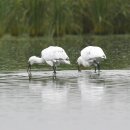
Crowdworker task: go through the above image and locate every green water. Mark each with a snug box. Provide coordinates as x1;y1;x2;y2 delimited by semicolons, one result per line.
0;35;130;71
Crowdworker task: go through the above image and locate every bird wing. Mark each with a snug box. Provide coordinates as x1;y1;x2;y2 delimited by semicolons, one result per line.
54;47;69;60
41;46;55;61
41;46;70;66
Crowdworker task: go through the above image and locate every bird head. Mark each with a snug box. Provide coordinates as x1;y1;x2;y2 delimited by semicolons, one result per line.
65;57;70;64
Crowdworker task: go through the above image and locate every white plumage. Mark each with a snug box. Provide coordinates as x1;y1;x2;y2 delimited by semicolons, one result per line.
28;56;45;65
27;46;70;79
81;46;106;61
41;46;70;67
41;46;70;75
27;56;45;79
77;46;106;73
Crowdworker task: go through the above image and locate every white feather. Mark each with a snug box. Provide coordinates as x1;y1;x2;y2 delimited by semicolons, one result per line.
41;46;70;66
77;46;106;68
81;46;106;63
77;56;90;67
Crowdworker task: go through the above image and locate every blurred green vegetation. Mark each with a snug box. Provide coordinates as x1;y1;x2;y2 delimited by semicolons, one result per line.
0;35;130;70
0;0;130;37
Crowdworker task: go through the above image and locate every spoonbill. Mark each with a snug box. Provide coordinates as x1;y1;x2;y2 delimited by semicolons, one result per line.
77;46;106;73
27;46;70;79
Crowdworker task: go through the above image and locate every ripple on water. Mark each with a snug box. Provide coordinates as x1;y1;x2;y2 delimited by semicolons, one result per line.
0;70;130;130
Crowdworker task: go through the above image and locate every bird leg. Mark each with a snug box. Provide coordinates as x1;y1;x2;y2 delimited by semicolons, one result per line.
52;64;56;79
53;73;56;79
27;64;32;79
94;66;97;73
78;65;81;72
97;63;100;74
93;60;97;73
52;64;56;74
93;60;100;74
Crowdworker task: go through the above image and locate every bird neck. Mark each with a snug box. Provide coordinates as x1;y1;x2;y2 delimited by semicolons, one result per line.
80;57;90;67
35;57;45;64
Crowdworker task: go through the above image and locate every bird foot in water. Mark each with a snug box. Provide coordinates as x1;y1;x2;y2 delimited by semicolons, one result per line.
53;76;56;80
53;73;56;79
28;73;32;80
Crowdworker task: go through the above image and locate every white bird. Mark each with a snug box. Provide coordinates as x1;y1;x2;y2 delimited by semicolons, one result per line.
27;46;70;79
77;46;106;73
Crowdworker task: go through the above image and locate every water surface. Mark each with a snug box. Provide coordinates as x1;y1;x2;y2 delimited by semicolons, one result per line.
0;70;130;130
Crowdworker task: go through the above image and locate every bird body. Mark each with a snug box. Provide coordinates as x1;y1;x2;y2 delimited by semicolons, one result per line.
41;46;70;74
81;46;106;61
77;46;106;73
41;46;70;66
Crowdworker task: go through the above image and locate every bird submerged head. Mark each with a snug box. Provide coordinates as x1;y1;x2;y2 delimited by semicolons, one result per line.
103;55;107;59
64;58;70;64
27;56;45;79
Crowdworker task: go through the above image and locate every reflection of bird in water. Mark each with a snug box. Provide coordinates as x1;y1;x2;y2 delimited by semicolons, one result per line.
27;46;70;79
77;46;106;74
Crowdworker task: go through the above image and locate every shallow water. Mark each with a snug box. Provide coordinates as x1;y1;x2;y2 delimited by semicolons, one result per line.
0;70;130;130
